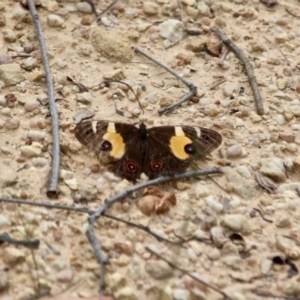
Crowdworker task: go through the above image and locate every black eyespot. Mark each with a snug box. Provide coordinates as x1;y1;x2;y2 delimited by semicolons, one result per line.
126;161;137;173
185;144;195;154
151;161;163;171
202;135;210;141
101;141;111;151
85;129;93;135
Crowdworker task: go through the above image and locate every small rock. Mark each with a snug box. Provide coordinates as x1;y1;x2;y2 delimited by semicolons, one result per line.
259;157;286;182
20;144;41;158
143;1;159;15
276;78;288;90
158;19;185;44
32;157;48;167
5;118;20;130
64;178;78;190
76;92;92;104
56;269;73;283
283;278;300;296
91;26;133;62
103;69;125;81
0;215;10;227
115;287;137;300
24;100;40;112
222;256;244;270
107;272;126;291
0;170;18;187
205;196;223;212
78;181;97;200
21;57;37;71
197;2;211;16
275;215;291;228
145;260;173;279
260;258;272;275
290;105;300;117
60;169;74;180
173;289;189;300
2;29;17;43
146;92;159;104
2;247;25;265
0;63;25;86
207;248;221;261
221;214;252;235
27;130;45;141
294;155;300;172
47;14;65;27
0;269;8;291
76;2;92;13
223;84;237;97
226;169;255;200
210;226;227;248
227;144;243;158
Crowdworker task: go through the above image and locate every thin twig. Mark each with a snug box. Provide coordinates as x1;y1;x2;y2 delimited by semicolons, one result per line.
87;167;221;294
104;213;184;246
211;27;264;115
146;246;235;300
0;233;39;249
252;207;273;223
134;47;197;115
251;289;300;300
27;0;60;197
94;0;119;23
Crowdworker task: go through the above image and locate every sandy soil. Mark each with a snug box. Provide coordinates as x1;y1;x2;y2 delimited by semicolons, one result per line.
1;0;300;299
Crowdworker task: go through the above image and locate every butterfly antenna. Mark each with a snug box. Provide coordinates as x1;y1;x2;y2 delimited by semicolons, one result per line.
104;80;145;115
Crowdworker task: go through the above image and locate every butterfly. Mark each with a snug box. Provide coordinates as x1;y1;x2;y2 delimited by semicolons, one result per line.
74;120;222;181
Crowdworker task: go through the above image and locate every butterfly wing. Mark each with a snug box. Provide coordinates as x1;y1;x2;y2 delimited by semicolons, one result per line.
143;126;222;178
75;121;144;180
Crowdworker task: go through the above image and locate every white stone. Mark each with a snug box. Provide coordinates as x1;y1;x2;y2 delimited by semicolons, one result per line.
47;14;64;27
158;19;185;44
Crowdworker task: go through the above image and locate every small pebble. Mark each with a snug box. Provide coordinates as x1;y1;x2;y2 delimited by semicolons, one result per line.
143;1;159;15
2;29;17;43
227;144;243;158
76;2;92;13
47;14;64;27
24;100;40;112
5;118;20;130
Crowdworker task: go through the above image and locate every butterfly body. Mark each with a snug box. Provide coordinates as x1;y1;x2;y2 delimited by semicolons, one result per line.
75;120;222;181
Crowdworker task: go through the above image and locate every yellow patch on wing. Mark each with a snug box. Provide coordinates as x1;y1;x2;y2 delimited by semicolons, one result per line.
170;127;192;160
103;122;125;159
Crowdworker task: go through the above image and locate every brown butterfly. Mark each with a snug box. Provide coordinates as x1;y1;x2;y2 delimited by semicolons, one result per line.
75;120;222;181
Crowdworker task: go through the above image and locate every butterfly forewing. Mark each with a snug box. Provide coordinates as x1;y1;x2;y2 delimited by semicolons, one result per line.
182;126;222;159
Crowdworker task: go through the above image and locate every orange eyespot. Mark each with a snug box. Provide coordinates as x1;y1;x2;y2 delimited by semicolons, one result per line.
126;161;137;173
151;161;163;171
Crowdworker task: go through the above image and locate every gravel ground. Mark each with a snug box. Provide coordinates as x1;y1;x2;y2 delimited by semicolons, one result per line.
1;0;300;299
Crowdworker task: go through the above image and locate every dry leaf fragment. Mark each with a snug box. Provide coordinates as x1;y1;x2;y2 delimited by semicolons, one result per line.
205;32;222;57
255;172;277;194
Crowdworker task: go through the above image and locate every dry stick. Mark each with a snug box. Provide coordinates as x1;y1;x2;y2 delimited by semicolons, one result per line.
134;47;197;115
146;247;235;300
86;167;221;294
0;198;184;246
94;0;119;23
251;289;300;300
27;0;60;197
211;27;264;115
